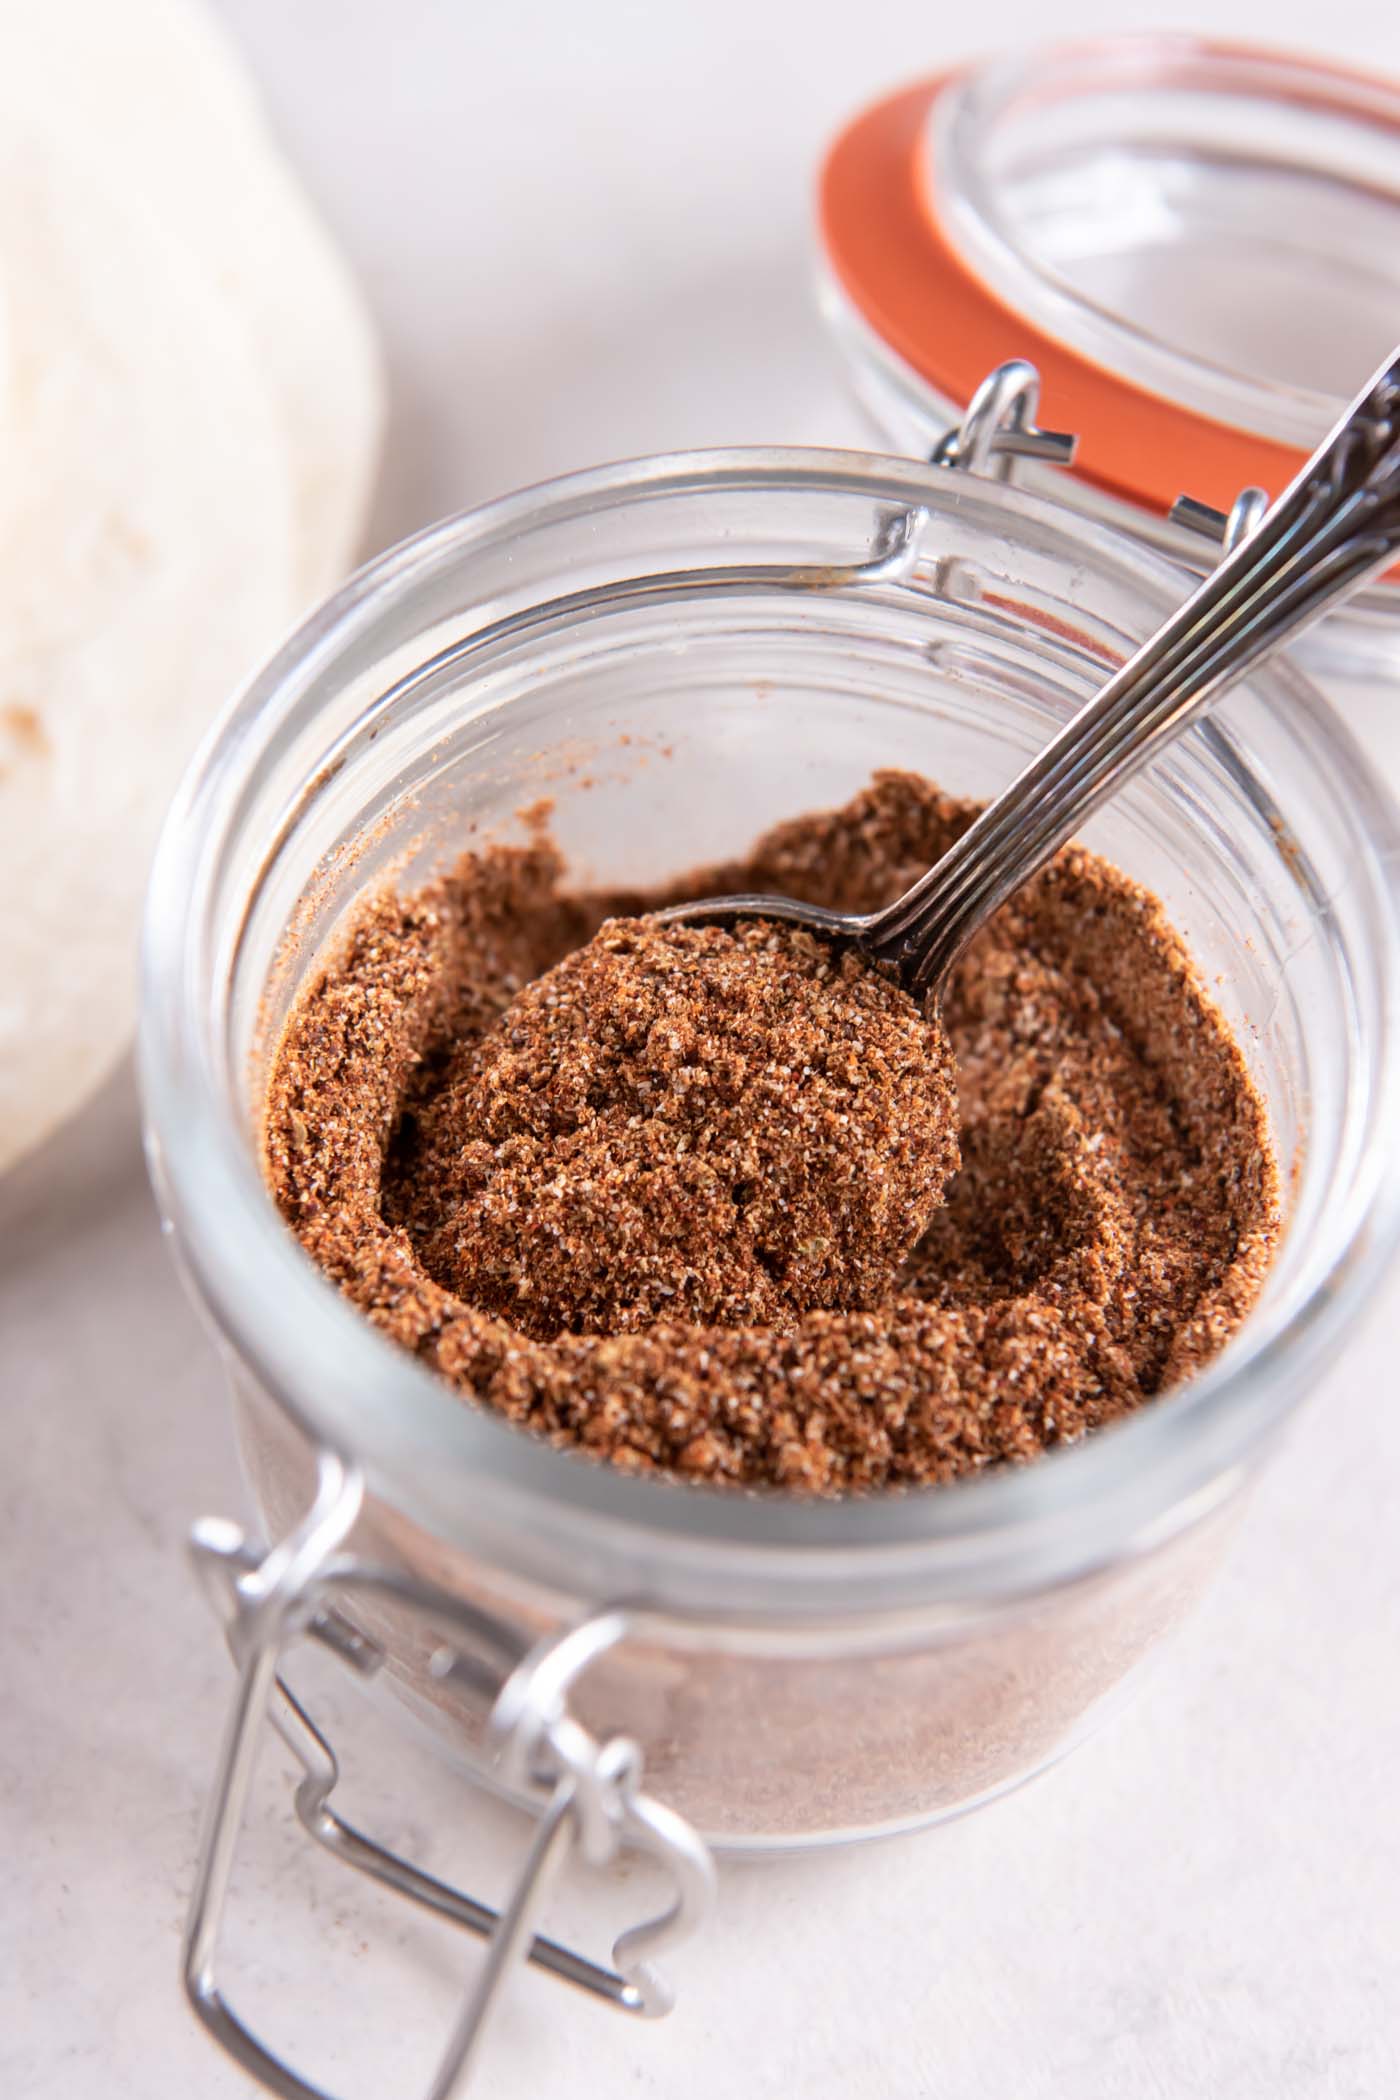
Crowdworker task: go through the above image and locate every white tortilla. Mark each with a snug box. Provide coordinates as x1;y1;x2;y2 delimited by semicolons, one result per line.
0;0;384;1176
0;0;385;605
0;116;298;1172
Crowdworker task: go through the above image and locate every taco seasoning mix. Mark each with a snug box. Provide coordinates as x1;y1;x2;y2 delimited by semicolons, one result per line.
262;772;1280;1495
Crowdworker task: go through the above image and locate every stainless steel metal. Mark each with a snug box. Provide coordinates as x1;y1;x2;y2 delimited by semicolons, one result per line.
928;357;1077;480
1170;485;1271;554
183;1450;716;2100
665;349;1400;995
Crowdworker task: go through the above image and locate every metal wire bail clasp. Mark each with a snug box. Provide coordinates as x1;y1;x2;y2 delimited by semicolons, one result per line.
825;359;1078;591
931;359;1078;483
1170;484;1272;557
183;1450;716;2100
938;362;1271;565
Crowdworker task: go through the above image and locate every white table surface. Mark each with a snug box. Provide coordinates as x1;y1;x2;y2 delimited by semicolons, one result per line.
4;2;1400;2095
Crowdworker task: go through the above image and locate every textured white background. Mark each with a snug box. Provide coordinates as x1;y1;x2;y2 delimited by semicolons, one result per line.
4;3;1400;2095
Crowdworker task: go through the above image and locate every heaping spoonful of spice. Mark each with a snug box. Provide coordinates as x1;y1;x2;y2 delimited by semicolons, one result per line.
417;350;1400;1340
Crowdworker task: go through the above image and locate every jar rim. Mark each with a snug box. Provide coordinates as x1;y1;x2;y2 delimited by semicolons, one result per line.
820;36;1400;527
141;447;1400;1617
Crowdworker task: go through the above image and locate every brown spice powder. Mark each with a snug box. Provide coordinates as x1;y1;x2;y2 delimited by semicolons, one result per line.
263;772;1280;1495
396;917;959;1337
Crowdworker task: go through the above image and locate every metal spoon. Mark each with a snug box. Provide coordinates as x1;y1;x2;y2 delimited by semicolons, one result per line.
662;349;1400;997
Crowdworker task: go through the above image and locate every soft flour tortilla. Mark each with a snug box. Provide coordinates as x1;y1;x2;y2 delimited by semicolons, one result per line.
0;0;385;1175
0;121;296;1172
1;0;384;606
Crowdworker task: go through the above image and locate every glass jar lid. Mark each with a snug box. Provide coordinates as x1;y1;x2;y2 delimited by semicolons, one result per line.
818;36;1400;545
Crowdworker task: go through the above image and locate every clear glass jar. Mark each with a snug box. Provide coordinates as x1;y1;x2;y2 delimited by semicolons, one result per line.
141;450;1400;1860
817;35;1400;707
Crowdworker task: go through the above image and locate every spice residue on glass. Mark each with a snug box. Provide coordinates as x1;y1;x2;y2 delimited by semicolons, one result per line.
263;772;1280;1494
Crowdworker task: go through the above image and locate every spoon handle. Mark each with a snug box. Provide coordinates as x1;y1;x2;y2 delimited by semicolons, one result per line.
869;349;1400;994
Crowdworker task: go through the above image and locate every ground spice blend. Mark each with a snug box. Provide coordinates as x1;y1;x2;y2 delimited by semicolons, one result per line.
402;915;960;1338
264;772;1280;1495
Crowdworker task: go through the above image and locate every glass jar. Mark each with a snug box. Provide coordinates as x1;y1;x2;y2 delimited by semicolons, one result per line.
141;449;1400;2090
818;35;1400;715
142;447;1400;1822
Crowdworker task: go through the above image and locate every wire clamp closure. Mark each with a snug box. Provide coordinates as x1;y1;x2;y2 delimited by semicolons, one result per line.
183;1450;716;2100
1170;485;1272;556
931;359;1078;483
934;359;1271;571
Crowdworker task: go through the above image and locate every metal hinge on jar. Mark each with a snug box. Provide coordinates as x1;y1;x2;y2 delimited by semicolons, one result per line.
812;360;1260;591
839;360;1078;590
1170;485;1271;555
928;358;1271;567
930;358;1078;483
184;1451;715;2100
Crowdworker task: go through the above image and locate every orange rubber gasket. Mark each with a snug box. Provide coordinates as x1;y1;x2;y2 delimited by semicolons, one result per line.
818;74;1316;520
